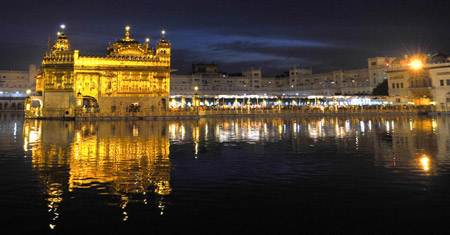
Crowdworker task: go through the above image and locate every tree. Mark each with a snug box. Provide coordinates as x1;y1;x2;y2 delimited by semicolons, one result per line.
372;79;388;95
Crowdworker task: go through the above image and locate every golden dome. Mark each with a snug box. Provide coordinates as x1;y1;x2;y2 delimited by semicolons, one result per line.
107;26;152;56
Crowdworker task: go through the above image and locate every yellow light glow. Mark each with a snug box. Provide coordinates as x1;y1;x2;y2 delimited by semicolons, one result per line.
162;30;166;35
60;24;65;29
26;89;31;95
194;86;198;92
420;155;430;171
125;26;130;31
410;60;422;70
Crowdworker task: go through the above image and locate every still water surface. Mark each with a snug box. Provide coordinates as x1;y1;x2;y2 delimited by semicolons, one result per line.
1;113;450;233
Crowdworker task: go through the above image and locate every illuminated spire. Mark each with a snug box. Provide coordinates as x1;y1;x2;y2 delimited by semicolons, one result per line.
125;26;130;38
162;30;165;39
145;38;150;44
60;24;66;34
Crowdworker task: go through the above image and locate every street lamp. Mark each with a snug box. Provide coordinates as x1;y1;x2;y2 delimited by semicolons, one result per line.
410;60;423;70
193;86;200;108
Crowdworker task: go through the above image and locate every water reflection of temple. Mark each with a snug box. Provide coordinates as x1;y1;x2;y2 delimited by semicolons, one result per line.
23;120;171;228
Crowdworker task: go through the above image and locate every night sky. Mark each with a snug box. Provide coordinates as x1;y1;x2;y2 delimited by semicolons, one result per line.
1;0;450;75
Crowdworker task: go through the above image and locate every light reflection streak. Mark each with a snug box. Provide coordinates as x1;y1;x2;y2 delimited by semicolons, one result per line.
23;120;171;228
420;155;430;171
20;116;443;229
345;120;351;133
432;119;437;133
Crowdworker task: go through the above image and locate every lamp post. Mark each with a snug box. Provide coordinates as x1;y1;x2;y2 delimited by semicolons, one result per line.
181;96;186;109
76;91;83;115
193;86;200;112
409;57;427;109
24;90;32;117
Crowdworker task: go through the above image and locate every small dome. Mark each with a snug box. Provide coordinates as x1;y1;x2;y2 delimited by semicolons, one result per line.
107;27;150;56
428;53;448;64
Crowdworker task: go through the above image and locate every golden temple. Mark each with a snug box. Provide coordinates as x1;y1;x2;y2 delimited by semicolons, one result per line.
32;26;172;118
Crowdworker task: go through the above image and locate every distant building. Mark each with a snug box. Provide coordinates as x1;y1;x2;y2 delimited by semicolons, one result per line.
0;65;37;97
0;65;37;111
170;58;392;97
171;65;285;96
191;63;220;76
368;57;396;86
386;53;450;110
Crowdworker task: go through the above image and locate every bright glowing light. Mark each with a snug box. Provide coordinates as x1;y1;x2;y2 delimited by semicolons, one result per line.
420;155;430;171
162;30;166;35
410;60;422;70
60;24;65;29
194;86;198;92
26;89;31;95
146;38;150;42
125;26;130;31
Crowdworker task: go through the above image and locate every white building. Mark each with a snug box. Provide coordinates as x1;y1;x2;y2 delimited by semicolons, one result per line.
0;65;37;97
170;58;396;97
386;53;450;110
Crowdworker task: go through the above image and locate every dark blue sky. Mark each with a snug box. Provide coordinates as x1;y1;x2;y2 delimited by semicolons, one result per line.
1;0;449;75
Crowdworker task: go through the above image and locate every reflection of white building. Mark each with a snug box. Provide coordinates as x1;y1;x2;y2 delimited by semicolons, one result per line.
0;65;37;97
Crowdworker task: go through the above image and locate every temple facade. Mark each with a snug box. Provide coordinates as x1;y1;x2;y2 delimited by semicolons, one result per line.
33;26;171;118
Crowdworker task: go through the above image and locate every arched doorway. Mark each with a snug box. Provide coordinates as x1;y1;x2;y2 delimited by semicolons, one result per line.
10;103;16;110
161;98;166;110
446;92;450;112
31;100;42;108
82;96;99;113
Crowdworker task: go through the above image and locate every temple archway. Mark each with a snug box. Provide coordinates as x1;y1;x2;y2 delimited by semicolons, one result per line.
161;98;166;110
82;96;99;112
